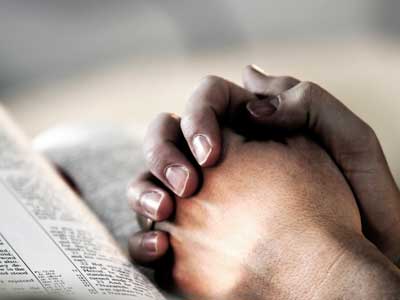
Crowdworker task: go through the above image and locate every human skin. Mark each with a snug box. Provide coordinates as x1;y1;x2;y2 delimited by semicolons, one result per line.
128;66;400;266
148;129;400;299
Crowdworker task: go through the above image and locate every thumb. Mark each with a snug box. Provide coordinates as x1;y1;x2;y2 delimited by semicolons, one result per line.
246;78;400;263
246;80;368;145
242;64;299;96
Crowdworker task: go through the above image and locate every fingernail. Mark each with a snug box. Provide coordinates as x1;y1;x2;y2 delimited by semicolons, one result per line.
192;134;212;165
140;191;162;219
246;96;280;118
142;232;158;253
250;64;266;75
165;165;189;196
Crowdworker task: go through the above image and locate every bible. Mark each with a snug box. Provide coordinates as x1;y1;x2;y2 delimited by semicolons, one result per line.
0;105;166;299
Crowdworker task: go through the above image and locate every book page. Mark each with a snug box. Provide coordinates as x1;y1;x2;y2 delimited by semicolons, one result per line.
0;108;165;299
34;124;181;300
34;124;146;253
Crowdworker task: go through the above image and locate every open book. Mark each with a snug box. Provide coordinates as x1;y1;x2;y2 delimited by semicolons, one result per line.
0;106;166;299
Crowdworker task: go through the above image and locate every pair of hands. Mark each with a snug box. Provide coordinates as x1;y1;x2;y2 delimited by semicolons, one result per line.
128;65;400;297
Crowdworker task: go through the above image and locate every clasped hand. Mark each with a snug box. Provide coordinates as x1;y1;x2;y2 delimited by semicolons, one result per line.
128;65;400;299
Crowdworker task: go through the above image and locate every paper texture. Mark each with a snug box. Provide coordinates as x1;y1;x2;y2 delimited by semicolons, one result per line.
0;110;164;299
35;124;182;300
34;124;145;252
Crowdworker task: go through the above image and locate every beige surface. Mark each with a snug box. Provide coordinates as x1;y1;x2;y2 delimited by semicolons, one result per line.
3;37;400;183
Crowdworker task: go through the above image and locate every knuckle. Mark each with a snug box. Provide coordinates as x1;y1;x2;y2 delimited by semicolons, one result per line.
359;121;379;146
359;119;374;134
287;81;311;109
143;140;158;159
297;81;314;97
146;112;178;138
144;143;171;173
299;81;324;100
152;112;179;126
341;119;382;162
180;117;194;137
295;81;322;108
180;112;204;136
200;74;223;87
279;76;300;88
198;75;227;95
180;113;195;129
243;64;252;72
155;111;171;120
268;76;300;94
243;64;258;77
188;75;228;109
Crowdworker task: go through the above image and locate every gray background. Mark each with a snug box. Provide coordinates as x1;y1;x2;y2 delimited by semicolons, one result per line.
0;0;399;92
0;0;399;184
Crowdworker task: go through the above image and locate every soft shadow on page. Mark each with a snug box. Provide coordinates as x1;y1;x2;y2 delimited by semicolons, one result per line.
0;106;165;299
34;124;182;300
34;124;146;252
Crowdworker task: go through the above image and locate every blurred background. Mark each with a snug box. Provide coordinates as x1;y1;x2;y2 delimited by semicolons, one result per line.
0;0;399;182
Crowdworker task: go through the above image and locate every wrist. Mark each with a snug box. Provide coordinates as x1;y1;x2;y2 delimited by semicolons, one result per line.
308;231;400;299
239;228;400;300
